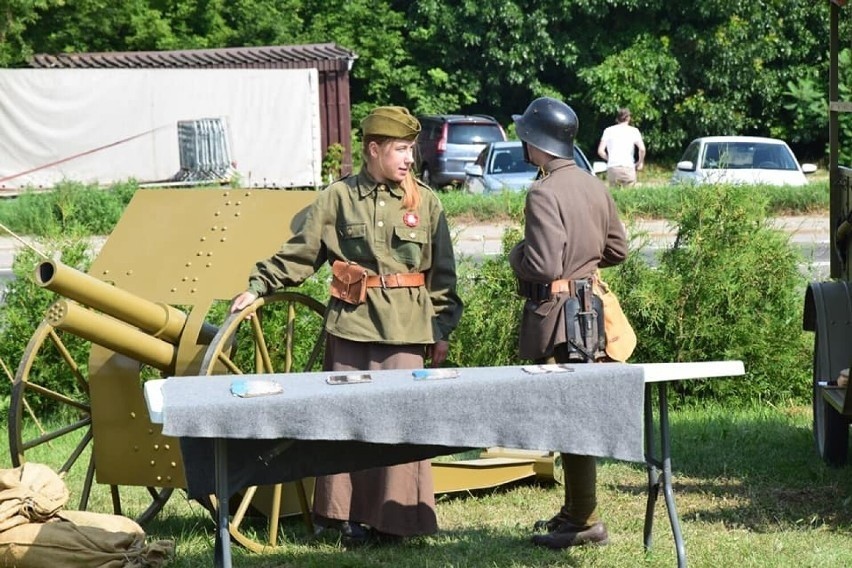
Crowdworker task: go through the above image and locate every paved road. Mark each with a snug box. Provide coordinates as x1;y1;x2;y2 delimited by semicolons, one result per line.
454;216;832;281
0;216;832;284
451;215;830;260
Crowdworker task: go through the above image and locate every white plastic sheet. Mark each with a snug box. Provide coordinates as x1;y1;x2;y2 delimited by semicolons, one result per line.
0;68;322;189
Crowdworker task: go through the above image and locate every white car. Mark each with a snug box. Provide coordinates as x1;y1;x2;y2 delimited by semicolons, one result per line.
672;136;817;187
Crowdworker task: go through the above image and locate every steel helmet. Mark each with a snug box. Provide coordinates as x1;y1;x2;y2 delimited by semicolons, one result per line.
512;97;578;159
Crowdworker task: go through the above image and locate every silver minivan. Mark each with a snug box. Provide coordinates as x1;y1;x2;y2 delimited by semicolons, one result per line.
415;115;507;188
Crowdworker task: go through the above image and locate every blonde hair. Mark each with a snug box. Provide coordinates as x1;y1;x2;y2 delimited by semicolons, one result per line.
362;135;421;211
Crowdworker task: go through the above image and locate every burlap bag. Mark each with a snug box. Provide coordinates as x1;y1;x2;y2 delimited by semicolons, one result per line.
0;464;174;567
0;511;173;567
0;463;69;532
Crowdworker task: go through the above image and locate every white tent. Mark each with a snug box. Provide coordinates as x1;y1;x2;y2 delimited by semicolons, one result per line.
0;68;323;189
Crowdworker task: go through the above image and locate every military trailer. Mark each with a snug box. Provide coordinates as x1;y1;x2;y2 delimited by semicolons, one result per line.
803;1;852;466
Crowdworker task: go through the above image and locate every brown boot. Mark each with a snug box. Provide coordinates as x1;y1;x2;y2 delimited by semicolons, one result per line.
533;509;572;532
531;521;609;549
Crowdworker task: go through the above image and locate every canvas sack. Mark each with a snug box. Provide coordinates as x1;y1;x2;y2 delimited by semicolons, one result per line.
0;463;174;567
0;511;173;567
593;275;637;362
0;463;68;532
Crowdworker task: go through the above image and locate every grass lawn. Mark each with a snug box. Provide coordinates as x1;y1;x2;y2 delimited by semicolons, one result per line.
2;402;851;567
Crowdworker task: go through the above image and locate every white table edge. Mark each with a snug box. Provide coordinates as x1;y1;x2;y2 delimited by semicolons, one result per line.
637;360;745;382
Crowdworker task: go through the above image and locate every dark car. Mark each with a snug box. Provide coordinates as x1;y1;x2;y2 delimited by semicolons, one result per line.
415;115;507;188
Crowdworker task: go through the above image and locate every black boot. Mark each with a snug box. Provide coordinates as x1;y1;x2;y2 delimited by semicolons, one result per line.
340;521;372;547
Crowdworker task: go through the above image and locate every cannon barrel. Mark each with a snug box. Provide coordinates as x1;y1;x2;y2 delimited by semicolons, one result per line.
36;260;188;343
46;300;176;370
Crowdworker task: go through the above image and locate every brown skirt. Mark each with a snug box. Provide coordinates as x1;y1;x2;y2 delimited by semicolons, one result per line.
312;334;438;536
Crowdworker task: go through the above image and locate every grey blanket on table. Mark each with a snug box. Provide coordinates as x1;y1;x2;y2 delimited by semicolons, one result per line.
162;364;645;498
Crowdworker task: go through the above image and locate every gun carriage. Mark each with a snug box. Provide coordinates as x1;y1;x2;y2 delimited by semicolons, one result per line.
7;188;327;551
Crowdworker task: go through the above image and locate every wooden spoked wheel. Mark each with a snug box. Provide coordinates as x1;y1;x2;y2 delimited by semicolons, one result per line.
7;319;173;525
199;291;327;552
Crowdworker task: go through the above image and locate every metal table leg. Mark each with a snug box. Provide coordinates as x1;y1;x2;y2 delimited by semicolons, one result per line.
643;382;687;568
214;438;233;568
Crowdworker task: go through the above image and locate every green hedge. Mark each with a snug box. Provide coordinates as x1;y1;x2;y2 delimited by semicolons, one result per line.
0;179;829;237
610;183;812;404
0;180;137;236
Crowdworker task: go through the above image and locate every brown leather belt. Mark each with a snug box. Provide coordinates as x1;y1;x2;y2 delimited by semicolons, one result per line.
366;272;426;288
549;279;575;296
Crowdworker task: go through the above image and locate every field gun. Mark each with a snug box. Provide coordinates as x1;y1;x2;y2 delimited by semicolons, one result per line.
7;188;327;550
37;259;218;372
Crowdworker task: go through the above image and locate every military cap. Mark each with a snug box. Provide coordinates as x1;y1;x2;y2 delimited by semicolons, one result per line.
361;106;421;140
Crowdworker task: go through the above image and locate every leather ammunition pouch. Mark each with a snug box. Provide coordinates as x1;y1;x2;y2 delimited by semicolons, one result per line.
563;279;607;362
520;273;636;362
330;260;368;305
518;281;551;302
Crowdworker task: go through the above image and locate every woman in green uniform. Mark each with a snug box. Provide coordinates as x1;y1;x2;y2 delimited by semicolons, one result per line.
229;106;463;544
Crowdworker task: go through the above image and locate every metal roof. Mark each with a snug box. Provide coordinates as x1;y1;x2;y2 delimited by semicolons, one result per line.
30;43;357;72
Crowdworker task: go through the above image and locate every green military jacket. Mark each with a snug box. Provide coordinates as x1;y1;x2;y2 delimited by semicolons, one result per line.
247;169;463;344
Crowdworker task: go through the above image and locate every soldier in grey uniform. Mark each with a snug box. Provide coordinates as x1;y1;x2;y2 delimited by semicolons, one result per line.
230;106;463;545
509;97;628;548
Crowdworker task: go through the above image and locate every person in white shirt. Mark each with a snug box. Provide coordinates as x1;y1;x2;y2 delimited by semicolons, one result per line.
597;108;645;188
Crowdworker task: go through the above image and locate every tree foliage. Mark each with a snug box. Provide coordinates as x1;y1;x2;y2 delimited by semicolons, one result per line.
784;48;852;164
0;0;849;161
579;34;683;154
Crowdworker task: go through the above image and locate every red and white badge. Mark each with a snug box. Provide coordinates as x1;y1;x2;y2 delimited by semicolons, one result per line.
403;211;419;227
